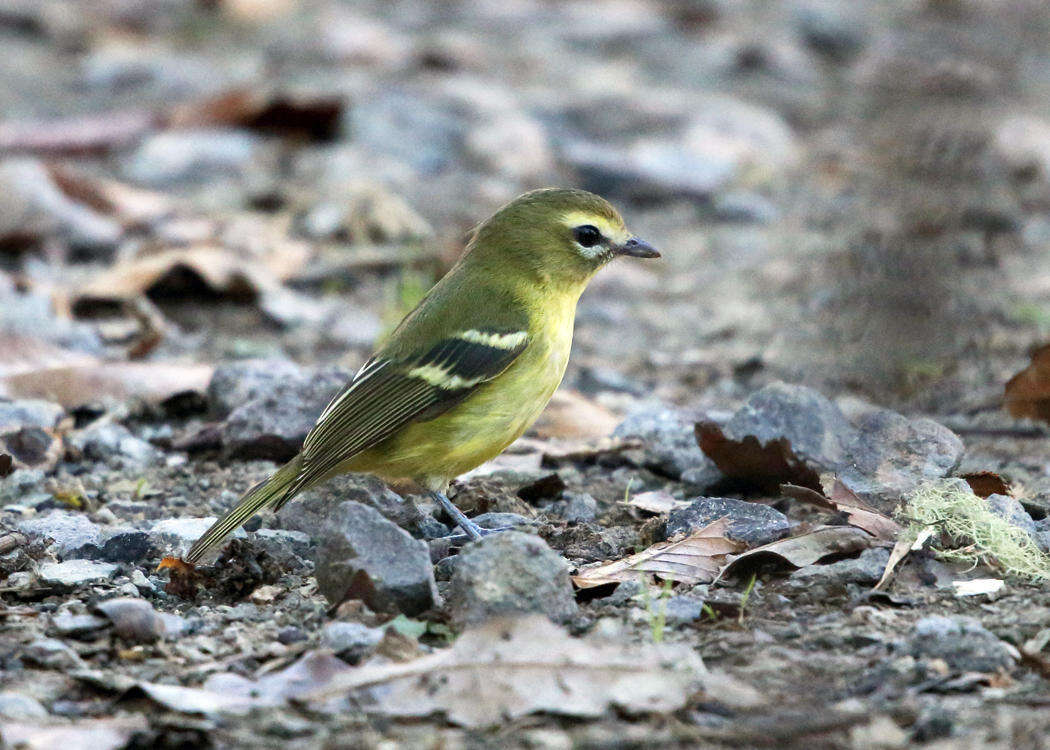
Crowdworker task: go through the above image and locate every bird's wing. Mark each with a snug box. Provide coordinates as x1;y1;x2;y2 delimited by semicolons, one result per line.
277;328;529;505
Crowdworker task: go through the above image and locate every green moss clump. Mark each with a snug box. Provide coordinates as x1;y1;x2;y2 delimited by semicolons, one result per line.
899;479;1050;580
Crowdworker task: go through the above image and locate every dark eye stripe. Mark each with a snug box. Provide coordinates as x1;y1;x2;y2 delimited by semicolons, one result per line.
574;224;603;248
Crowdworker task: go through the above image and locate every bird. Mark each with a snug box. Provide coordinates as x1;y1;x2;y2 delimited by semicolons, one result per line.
184;188;659;564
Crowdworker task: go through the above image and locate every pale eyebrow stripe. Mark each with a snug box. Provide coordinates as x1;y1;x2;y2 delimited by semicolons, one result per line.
559;210;630;244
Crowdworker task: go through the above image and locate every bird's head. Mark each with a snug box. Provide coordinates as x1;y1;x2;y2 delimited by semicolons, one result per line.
466;188;659;287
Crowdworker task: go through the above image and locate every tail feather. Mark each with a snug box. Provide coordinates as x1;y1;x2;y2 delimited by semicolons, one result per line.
185;455;303;563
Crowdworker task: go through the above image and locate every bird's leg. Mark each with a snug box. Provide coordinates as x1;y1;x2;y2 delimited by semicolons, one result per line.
429;491;505;543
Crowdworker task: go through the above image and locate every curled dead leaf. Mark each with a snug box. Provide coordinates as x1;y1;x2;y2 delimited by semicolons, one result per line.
572;517;744;588
1;361;213;409
781;477;902;542
530;389;620;440
697;420;821;491
1004;344;1050;422
961;471;1011;499
718;525;877;582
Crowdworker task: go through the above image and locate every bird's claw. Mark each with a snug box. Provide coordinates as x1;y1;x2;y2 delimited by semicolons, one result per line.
449;523;514;545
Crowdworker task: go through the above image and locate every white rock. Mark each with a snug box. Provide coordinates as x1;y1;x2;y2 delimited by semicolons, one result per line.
38;559;118;587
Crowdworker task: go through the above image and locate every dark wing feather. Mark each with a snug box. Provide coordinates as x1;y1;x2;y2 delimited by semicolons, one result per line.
276;329;528;505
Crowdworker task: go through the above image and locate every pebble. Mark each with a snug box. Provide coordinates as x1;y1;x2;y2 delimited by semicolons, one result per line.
314;501;439;616
789;547;891;588
51;611;109;637
282;472;422;535
0;691;48;720
207;359;305;418
17;511;103;559
447;531;577;628
97;598;168;643
67;422;160;468
149;517;244;553
221;366;349;461
124;129;259;185
38;559;118;587
321;621;385;662
23;638;84;670
614;404;716;480
907;616;1015;673
667;496;789;546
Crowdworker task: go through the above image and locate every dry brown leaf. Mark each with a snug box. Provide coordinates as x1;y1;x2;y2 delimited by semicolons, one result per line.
781;478;902;542
572;517;744;588
166;88;345;141
626;490;690;514
48;165;173;228
822;476;902;541
875;527;935;590
718;525;877;581
961;471;1011;499
299;615;754;726
75;245;287;304
697;420;821;491
1004;343;1050;422
0;361;213;408
531;389;620;440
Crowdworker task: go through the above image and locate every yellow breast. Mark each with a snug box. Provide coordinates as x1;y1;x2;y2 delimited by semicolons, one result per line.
343;291;578;487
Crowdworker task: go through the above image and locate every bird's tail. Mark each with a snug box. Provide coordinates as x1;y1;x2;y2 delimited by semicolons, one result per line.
184;455;303;564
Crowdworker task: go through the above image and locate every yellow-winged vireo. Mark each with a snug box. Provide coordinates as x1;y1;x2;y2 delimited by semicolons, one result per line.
185;188;659;562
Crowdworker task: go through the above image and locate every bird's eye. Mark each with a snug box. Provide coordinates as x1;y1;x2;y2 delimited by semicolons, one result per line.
573;225;603;248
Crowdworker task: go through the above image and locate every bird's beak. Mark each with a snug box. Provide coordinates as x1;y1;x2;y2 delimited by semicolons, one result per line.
616;237;661;258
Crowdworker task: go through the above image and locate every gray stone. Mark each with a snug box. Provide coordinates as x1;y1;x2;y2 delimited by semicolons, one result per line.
713;383;853;473
907;616;1015;673
447;532;577;628
99;529;157;563
664;594;708;625
549;492;598;523
1;425;59;469
125;129;258;185
0;690;48;720
321;621;384;662
0;398;64;432
149;517;244;553
68;422;160;467
348;90;465;175
23;638;84;670
38;559;117;587
565;139;735;201
615;404;716;479
793;0;868;61
0;158;122;257
0;468;48;505
699;383;963;510
314;501;439;616
667;496;789;546
97;597;167;643
839;410;964;508
222;366;350;461
250;528;313;571
283;473;422;534
17;511;103;559
985;494;1037;534
207;359;305;418
51;611;108;637
789;547;891;588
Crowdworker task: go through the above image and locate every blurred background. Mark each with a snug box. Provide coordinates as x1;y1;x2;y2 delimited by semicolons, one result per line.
3;0;1050;423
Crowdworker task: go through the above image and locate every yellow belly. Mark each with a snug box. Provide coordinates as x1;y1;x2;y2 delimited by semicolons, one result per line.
340;302;575;488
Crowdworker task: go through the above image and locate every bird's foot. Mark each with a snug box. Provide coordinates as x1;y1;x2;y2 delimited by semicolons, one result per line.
448;522;514;545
